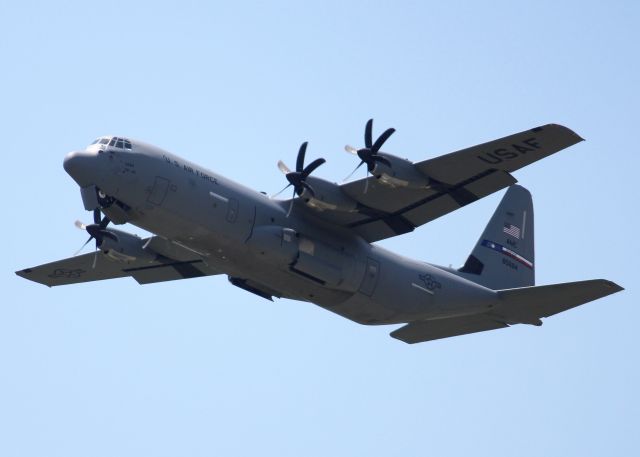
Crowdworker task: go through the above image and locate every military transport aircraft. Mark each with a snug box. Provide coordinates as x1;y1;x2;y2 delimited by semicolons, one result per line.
16;120;623;343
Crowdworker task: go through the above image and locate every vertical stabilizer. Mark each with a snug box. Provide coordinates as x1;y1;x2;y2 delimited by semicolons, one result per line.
458;185;534;289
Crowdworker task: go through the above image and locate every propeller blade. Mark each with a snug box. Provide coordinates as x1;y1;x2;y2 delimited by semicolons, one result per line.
343;160;365;181
345;145;358;155
301;158;326;179
92;248;98;269
271;182;292;198
364;168;370;194
286;188;296;217
277;160;292;175
365;119;373;148
93;208;101;224
73;215;112;256
357;148;373;162
99;215;111;229
85;224;118;245
371;127;395;153
296;142;308;172
276;142;323;205
73;236;93;256
85;224;102;240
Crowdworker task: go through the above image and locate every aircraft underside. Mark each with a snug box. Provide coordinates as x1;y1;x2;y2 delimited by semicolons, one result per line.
16;122;623;343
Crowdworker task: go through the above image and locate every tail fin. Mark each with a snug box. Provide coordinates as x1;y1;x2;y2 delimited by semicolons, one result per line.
458;185;534;289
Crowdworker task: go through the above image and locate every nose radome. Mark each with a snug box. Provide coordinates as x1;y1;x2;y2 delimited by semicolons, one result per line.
63;151;99;187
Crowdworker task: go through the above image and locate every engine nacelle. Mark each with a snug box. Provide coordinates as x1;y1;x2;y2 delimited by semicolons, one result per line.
99;229;156;264
370;153;431;190
298;176;358;212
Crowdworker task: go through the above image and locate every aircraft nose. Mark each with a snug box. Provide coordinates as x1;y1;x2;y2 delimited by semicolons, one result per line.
63;150;99;187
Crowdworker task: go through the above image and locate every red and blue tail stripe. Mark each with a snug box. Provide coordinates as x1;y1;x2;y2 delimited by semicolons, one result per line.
481;239;533;269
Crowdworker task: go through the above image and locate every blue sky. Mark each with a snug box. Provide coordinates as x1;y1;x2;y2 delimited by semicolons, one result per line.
1;1;638;456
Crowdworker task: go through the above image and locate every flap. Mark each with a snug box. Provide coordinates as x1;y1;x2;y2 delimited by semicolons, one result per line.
295;169;517;242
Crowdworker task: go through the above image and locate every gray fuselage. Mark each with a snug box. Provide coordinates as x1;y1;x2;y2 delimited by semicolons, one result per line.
63;139;498;325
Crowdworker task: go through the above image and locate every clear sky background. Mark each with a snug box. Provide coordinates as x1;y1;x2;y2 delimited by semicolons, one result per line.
1;1;638;456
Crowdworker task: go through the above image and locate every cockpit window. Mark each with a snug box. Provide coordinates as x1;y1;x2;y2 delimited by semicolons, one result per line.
89;136;133;150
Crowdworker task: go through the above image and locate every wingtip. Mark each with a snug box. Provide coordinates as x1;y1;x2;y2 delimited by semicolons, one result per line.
538;123;585;143
592;279;624;295
15;268;31;278
604;280;624;293
389;330;414;344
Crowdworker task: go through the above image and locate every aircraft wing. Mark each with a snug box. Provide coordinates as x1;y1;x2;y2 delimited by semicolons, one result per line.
306;124;582;242
15;236;221;287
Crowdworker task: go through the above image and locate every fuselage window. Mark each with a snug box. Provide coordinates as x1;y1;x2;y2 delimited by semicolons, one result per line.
116;139;124;149
90;139;99;145
124;140;132;150
108;138;117;146
99;138;110;144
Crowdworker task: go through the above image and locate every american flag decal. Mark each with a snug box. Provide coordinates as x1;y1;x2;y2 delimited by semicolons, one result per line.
503;223;521;239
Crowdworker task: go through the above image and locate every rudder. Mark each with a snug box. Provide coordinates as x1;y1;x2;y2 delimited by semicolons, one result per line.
458;185;534;289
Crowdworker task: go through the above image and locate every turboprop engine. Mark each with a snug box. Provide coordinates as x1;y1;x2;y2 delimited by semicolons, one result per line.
275;141;358;214
98;228;156;263
344;118;432;190
75;211;156;264
296;176;358;212
362;152;431;189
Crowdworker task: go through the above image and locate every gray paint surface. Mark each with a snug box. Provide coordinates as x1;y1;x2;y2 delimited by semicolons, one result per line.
16;125;623;343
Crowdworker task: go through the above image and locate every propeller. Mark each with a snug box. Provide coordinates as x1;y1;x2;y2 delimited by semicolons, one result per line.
273;142;326;216
344;119;395;188
74;209;116;267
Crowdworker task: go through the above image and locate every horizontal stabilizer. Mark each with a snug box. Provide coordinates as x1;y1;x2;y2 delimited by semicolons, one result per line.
391;279;623;344
495;279;623;323
390;315;509;344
